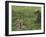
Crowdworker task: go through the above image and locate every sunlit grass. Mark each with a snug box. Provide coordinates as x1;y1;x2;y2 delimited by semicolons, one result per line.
12;6;41;31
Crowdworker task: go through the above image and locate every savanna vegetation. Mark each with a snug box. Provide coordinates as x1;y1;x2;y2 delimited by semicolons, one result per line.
12;6;41;31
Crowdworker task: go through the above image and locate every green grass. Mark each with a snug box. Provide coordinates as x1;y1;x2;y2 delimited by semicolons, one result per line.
12;6;41;31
